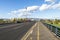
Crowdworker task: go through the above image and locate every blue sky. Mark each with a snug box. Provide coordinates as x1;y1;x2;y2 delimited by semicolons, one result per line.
0;0;60;19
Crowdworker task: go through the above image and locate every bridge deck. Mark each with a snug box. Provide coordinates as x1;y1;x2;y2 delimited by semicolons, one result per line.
39;22;59;40
22;22;59;40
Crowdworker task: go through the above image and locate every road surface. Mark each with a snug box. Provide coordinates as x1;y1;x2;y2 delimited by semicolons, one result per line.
23;22;59;40
0;22;36;40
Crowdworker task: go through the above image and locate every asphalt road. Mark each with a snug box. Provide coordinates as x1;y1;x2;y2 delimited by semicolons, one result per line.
26;22;39;40
0;22;36;40
26;22;59;40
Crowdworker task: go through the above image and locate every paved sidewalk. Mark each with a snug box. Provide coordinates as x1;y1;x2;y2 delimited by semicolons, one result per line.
39;22;59;40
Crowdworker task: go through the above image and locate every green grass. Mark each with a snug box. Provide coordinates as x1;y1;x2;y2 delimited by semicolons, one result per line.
52;24;60;28
45;22;60;28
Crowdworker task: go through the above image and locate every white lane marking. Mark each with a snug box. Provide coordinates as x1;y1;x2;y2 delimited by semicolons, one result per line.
21;23;37;40
37;22;39;40
30;30;33;34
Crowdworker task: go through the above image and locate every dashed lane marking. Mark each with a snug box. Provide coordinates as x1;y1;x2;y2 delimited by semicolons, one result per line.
37;22;39;40
21;22;37;40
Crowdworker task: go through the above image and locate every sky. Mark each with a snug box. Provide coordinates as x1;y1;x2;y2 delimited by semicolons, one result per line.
0;0;60;19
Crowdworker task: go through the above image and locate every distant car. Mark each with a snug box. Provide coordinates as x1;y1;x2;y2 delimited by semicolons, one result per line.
17;21;22;23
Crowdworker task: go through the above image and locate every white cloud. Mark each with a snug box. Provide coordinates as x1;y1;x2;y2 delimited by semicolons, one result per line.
8;1;60;18
18;9;26;13
39;3;54;11
17;6;39;13
45;0;54;2
51;2;60;9
39;4;49;11
27;6;39;12
8;6;39;18
39;0;55;11
40;2;60;10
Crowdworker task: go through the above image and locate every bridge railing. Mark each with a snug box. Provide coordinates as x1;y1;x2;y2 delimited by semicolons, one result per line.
42;22;60;37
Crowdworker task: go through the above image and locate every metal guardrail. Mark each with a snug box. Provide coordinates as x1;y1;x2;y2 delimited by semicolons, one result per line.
42;23;60;37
